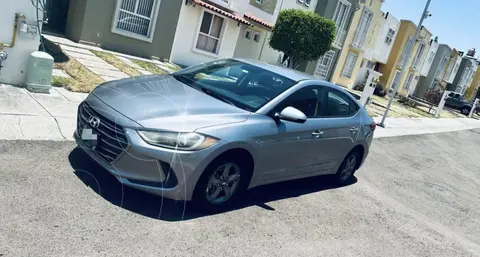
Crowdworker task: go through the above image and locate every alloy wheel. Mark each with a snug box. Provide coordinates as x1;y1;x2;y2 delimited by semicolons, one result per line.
340;154;357;182
205;163;241;204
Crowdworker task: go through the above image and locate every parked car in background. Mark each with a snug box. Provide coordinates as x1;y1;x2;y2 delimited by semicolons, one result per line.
445;92;480;115
74;58;376;212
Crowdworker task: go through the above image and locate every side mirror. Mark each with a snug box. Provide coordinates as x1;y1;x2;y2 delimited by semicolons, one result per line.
275;106;307;123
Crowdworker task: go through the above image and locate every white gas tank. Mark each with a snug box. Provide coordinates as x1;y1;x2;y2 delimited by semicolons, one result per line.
25;51;54;93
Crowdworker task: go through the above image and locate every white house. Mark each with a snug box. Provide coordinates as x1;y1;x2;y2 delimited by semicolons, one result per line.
355;12;400;87
169;0;251;67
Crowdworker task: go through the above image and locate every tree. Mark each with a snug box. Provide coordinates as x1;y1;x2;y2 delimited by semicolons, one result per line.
269;9;336;69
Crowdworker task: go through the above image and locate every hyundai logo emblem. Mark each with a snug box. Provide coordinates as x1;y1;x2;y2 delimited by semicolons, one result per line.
88;116;101;128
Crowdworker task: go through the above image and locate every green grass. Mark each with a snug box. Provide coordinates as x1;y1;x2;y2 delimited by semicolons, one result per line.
91;50;141;77
132;59;169;74
51;76;71;88
54;58;104;93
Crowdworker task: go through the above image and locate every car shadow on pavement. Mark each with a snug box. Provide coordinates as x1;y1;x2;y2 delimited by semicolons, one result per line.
69;147;356;222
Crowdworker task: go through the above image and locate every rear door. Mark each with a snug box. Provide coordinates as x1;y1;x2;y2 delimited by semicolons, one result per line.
309;87;361;175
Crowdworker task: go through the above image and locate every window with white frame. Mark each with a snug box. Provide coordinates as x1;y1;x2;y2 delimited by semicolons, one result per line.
304;0;311;6
245;30;251;40
342;52;358;78
404;72;414;90
114;0;157;38
256;0;264;4
399;37;413;68
391;70;401;90
352;8;373;48
427;51;435;64
244;29;261;43
412;43;425;68
385;28;395;45
332;0;351;30
315;50;336;80
253;32;261;42
196;12;225;54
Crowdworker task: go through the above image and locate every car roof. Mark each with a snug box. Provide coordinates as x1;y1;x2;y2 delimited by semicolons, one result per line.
232;58;318;82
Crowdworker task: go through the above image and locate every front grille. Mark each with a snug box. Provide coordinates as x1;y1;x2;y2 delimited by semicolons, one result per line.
77;102;129;163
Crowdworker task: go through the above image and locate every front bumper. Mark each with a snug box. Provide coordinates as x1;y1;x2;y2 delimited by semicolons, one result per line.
73;97;225;201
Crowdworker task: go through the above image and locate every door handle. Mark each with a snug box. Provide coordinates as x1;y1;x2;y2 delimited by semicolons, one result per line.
312;130;324;138
350;127;359;133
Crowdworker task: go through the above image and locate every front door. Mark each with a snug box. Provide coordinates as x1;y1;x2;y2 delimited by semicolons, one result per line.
254;86;326;181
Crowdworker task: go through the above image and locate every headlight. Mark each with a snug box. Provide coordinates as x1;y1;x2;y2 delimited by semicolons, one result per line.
137;130;219;151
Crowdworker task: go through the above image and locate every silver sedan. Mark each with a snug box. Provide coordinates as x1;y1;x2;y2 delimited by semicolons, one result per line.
74;58;375;212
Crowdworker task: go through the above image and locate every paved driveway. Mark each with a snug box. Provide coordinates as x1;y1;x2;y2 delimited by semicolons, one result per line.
1;130;480;256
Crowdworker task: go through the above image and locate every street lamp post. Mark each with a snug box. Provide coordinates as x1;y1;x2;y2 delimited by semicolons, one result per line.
378;0;433;127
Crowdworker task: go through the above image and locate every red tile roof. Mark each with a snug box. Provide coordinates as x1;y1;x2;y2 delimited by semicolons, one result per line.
244;13;274;29
193;0;250;26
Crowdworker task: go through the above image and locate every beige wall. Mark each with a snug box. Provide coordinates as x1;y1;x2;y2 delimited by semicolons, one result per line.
331;0;384;88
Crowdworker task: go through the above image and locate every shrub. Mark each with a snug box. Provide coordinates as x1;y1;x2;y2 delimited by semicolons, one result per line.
270;9;336;69
374;84;387;97
424;88;444;113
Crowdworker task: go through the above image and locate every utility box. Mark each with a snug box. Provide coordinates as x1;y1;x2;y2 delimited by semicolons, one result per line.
25;51;53;93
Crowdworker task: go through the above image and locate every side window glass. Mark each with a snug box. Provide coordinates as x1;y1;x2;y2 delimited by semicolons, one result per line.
326;89;358;117
274;87;323;118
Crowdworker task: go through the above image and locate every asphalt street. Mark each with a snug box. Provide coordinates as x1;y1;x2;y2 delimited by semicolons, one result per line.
1;130;480;257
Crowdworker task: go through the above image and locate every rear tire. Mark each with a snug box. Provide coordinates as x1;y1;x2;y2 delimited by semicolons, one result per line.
335;150;360;185
192;157;249;213
461;107;470;115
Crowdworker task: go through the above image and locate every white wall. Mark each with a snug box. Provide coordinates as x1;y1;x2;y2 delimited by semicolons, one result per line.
246;2;276;23
233;28;266;59
372;13;399;64
258;0;318;65
0;0;43;86
169;5;241;67
447;54;462;83
420;39;438;76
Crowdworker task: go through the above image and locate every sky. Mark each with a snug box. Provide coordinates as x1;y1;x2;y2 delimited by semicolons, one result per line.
381;0;479;55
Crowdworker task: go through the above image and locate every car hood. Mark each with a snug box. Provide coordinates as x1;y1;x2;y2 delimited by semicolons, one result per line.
92;75;250;131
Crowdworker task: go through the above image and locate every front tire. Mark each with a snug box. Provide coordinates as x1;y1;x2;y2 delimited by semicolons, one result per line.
335;150;360;185
192;157;248;213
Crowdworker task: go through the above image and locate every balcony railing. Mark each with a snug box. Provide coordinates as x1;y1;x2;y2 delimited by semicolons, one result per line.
332;28;347;49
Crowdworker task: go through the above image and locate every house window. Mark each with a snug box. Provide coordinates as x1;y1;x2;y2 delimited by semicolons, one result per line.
404;72;414;90
332;0;351;30
399;37;413;68
256;0;264;4
391;70;401;90
253;32;261;42
342;51;358;78
196;12;225;54
385;28;395;45
453;63;460;76
304;0;311;6
352;7;373;48
245;30;251;40
314;50;336;80
114;0;157;38
428;51;435;63
412;43;425;68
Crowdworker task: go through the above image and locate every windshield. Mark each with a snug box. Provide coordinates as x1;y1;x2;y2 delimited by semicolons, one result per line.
173;59;296;112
